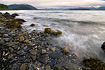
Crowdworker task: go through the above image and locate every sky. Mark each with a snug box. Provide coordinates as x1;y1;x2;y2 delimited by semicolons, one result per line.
1;0;105;8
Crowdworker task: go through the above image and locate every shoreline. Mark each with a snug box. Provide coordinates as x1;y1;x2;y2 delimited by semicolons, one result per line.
0;12;105;70
0;12;82;70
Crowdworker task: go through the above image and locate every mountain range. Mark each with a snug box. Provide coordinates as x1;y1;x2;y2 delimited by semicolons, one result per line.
8;4;38;10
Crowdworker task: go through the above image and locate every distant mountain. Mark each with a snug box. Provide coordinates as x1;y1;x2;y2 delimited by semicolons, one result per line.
41;6;105;10
8;4;38;10
0;4;9;10
68;6;105;10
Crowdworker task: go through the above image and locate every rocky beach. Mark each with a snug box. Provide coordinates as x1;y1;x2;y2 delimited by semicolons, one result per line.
0;12;83;70
0;12;105;70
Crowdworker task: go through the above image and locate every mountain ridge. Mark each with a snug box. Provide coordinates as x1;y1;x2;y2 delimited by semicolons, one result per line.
8;4;38;10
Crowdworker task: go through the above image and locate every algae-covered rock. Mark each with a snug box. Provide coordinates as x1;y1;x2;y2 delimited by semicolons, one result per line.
44;28;52;34
0;18;4;22
62;47;70;54
30;24;35;27
81;57;105;70
44;28;62;36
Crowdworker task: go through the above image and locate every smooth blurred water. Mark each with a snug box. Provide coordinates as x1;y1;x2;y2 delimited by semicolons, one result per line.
1;10;105;61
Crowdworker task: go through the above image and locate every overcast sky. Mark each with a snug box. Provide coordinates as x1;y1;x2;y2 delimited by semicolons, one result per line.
1;0;105;8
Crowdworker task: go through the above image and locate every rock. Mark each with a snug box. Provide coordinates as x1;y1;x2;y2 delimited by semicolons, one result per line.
14;18;26;22
9;47;14;53
51;47;56;52
20;64;26;70
29;65;34;70
49;52;62;59
30;24;35;27
3;34;9;38
19;36;25;42
48;60;57;66
81;57;105;70
31;56;36;61
62;47;70;54
17;50;25;55
54;64;61;70
44;28;62;35
0;31;5;34
42;49;48;54
3;38;10;42
63;63;81;70
29;49;37;55
37;55;47;64
24;48;31;52
11;13;19;18
37;45;43;49
24;40;31;44
45;65;51;70
101;42;105;52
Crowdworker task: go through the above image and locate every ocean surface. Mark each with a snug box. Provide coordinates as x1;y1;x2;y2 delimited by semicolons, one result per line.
1;10;105;61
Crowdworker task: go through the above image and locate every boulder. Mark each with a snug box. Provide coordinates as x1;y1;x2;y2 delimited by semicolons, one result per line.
101;42;105;52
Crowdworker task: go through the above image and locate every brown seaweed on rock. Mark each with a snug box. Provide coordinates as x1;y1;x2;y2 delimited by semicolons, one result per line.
81;57;105;70
44;28;62;36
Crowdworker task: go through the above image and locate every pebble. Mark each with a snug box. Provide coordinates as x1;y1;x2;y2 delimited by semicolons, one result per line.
49;52;62;59
29;49;37;55
20;64;26;70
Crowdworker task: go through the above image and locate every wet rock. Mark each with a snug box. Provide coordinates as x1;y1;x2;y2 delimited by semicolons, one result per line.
30;24;35;27
14;18;26;22
101;42;105;52
20;64;26;70
48;60;57;66
63;63;81;70
29;49;37;55
29;65;34;70
51;47;56;52
45;65;51;70
24;40;31;44
37;55;47;64
24;48;31;52
3;34;9;38
49;52;62;59
81;57;105;70
42;49;48;54
17;50;25;55
62;47;70;54
54;64;61;70
44;28;62;36
11;13;19;18
19;36;25;42
31;56;36;61
3;38;10;42
9;47;14;53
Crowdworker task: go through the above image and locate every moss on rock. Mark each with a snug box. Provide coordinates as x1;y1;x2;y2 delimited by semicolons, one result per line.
81;57;105;70
44;28;62;36
30;24;35;27
0;18;4;22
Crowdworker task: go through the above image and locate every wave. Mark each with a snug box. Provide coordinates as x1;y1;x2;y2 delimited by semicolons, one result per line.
33;16;105;25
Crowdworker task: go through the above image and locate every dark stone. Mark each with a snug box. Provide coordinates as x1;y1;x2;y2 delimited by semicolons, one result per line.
31;56;36;61
101;42;105;52
24;48;31;52
37;55;47;64
17;50;25;56
49;52;62;59
29;66;34;70
48;60;57;66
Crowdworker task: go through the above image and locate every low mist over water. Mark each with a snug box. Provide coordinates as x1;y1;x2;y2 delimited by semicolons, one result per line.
1;10;105;61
